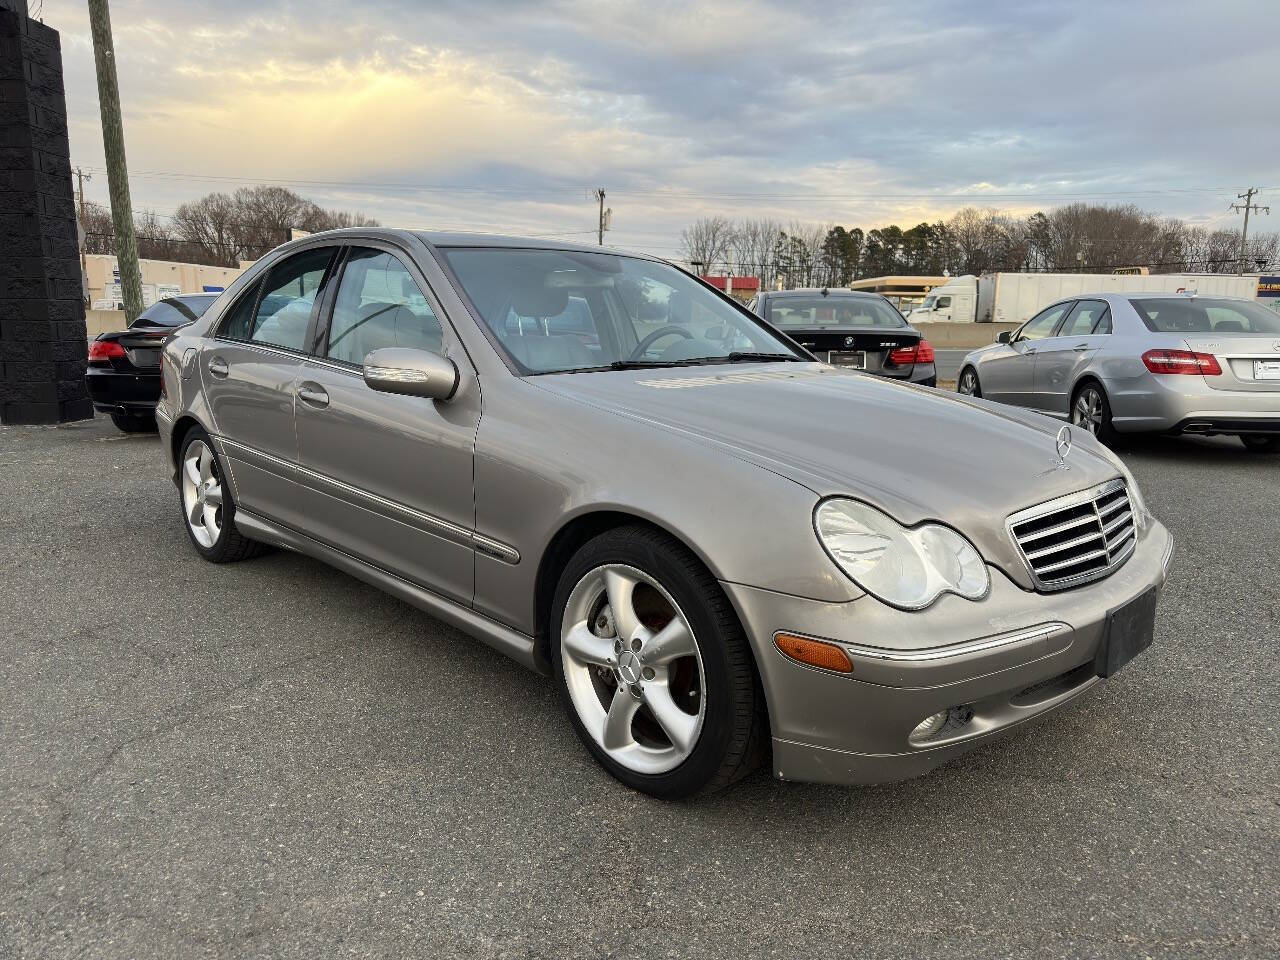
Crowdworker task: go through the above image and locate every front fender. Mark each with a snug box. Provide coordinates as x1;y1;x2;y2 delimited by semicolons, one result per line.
471;380;861;635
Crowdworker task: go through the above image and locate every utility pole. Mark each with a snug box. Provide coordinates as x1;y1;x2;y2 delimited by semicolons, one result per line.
74;166;90;302
1230;188;1270;276
595;187;606;245
87;0;144;322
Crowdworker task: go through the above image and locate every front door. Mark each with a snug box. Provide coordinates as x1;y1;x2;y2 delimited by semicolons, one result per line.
201;246;336;528
979;302;1071;406
293;245;481;605
1033;299;1110;415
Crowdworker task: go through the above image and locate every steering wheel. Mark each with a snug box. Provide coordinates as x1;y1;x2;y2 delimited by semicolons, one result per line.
628;324;694;361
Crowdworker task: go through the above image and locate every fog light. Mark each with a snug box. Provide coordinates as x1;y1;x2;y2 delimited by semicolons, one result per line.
910;711;947;741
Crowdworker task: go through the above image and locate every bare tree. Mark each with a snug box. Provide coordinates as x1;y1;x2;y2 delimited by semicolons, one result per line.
678;216;737;274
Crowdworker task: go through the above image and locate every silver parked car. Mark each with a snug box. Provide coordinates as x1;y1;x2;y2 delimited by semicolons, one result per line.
957;293;1280;452
156;230;1173;798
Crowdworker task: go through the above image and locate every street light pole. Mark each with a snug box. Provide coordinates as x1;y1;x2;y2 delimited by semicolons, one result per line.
87;0;144;322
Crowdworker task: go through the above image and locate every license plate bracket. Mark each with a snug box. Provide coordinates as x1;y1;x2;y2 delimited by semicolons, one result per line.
1094;586;1158;678
1253;360;1280;381
828;350;866;369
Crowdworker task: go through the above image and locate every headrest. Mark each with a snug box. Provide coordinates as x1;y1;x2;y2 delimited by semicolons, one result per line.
511;283;568;318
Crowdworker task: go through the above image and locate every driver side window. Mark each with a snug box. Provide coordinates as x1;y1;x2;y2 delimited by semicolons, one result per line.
326;248;444;366
1017;302;1071;341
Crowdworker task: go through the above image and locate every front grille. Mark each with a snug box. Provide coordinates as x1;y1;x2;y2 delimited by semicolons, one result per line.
1008;479;1136;591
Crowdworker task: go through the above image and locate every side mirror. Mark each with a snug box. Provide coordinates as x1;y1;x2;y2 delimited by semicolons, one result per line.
363;347;458;401
997;331;1012;344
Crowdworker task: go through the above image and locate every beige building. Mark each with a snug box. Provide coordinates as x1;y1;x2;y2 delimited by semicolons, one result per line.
84;255;247;309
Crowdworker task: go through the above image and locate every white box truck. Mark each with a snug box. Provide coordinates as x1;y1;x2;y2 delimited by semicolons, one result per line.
907;273;1259;324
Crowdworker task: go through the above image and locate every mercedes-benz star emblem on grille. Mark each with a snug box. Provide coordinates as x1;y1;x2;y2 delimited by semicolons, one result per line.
1055;425;1073;461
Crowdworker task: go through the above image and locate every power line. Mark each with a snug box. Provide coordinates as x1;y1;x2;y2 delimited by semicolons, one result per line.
79;164;1248;204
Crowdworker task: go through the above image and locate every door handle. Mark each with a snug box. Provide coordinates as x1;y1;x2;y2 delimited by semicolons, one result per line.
1023;347;1037;355
208;356;229;378
297;382;329;408
1072;343;1090;352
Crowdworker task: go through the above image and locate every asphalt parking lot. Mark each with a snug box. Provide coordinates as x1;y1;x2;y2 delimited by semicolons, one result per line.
1;417;1277;959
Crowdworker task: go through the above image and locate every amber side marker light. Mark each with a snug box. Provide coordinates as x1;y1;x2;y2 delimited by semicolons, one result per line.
774;632;853;673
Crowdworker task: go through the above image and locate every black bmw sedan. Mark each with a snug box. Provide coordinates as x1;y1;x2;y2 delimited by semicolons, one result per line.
750;288;936;386
86;294;218;432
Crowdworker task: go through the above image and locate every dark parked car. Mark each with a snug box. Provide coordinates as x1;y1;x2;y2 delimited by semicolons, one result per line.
86;294;219;432
749;288;936;386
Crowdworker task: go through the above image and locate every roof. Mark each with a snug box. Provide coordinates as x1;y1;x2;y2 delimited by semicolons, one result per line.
272;226;662;259
761;288;882;299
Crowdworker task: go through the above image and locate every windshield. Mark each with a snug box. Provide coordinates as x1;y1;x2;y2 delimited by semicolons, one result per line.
919;296;936;310
1131;297;1280;334
766;296;906;328
130;295;217;327
441;248;802;373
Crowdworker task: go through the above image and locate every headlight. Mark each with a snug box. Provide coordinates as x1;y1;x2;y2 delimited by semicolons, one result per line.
814;499;990;610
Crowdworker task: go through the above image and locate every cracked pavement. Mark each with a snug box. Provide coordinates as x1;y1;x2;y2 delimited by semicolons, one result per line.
1;417;1277;958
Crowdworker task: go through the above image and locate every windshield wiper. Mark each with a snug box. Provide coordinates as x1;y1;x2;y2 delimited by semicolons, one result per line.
607;359;696;370
720;351;805;363
606;352;803;371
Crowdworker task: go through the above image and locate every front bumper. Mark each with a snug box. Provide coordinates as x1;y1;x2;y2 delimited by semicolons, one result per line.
723;519;1173;786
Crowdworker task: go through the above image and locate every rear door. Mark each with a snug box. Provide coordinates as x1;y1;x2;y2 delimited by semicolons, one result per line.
292;244;481;604
979;301;1071;406
202;246;337;528
1033;299;1110;415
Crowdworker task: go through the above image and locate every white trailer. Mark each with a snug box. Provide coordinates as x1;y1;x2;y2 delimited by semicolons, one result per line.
908;273;1260;324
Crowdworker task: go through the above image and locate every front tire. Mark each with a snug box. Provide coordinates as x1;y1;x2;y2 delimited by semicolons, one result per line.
956;367;981;397
177;426;267;563
551;526;765;799
1071;381;1117;445
1240;435;1280;454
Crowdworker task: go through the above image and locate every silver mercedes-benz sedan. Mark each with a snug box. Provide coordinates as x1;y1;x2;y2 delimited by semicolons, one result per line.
957;293;1280;452
156;229;1173;798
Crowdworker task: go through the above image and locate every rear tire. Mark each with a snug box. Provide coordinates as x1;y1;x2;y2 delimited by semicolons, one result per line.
1071;381;1117;445
551;525;765;799
956;367;981;397
177;425;268;563
110;411;157;433
1240;436;1280;454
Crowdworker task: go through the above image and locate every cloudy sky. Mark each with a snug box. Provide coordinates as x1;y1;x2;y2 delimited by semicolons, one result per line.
42;0;1279;258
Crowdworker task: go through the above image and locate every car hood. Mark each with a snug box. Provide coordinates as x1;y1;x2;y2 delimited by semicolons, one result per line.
533;362;1123;587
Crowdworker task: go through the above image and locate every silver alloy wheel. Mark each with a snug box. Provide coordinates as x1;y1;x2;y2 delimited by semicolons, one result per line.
181;439;224;548
560;564;706;775
1072;387;1103;435
958;369;978;395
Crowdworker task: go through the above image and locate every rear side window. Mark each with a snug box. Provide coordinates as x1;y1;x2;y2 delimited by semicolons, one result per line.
326;248;445;366
1059;300;1109;337
131;296;216;328
222;247;334;351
